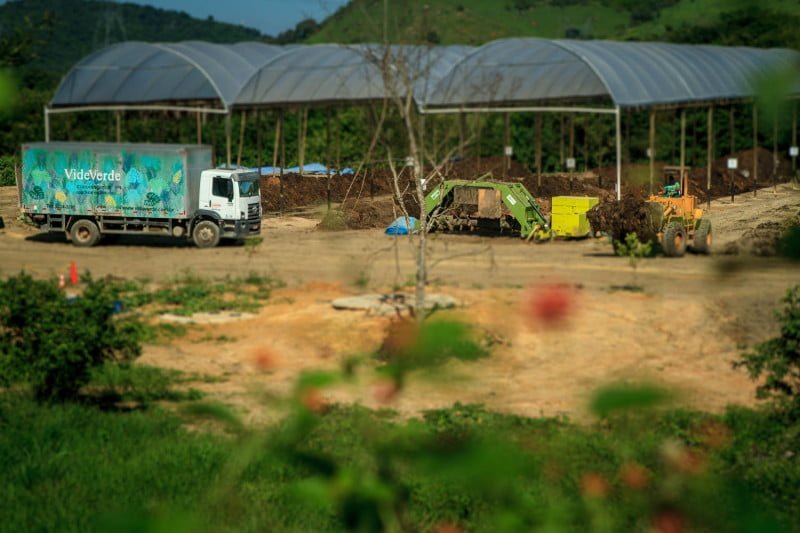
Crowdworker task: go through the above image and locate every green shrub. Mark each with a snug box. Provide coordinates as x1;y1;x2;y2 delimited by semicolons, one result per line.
735;285;800;412
0;273;141;400
0;154;17;186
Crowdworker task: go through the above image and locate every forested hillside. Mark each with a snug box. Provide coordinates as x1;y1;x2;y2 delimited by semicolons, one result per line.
309;0;800;48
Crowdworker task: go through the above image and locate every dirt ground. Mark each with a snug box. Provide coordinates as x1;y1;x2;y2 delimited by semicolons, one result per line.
1;184;799;422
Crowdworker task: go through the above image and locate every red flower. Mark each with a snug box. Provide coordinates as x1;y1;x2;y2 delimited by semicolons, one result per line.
301;388;327;413
580;472;610;498
252;348;277;371
373;378;400;404
433;523;462;533
653;509;685;533
619;462;649;489
524;283;574;327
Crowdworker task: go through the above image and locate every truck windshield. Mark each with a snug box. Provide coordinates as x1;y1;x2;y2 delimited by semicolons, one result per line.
238;180;259;197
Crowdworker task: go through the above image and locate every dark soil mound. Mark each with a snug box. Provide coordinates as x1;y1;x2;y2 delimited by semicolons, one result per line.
586;194;661;244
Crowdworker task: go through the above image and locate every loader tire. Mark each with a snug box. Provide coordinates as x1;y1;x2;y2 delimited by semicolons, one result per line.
70;219;100;247
692;219;712;255
192;220;221;248
662;221;686;257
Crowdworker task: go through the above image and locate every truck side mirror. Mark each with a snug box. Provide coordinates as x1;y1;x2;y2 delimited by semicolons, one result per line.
226;180;234;202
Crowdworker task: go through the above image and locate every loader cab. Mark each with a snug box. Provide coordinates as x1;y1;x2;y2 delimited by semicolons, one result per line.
198;170;261;222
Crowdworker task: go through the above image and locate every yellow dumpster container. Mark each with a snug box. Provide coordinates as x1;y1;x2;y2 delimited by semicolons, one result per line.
550;196;599;238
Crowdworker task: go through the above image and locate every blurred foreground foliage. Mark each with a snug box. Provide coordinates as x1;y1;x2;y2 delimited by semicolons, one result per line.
1;393;798;532
0;311;799;531
0;273;141;400
736;285;800;412
1;273;799;530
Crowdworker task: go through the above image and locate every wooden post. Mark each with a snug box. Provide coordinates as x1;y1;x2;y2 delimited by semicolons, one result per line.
326;108;332;209
793;102;798;173
335;108;341;172
729;107;735;155
458;112;465;157
707;106;713;208
256;110;262;177
679;110;686;182
535;113;542;187
44;107;50;142
236;110;247;167
615;107;622;200
568;114;575;160
431;117;438;166
773;112;778;192
418;111;426;175
272;110;281;177
624;110;631;164
582;117;588;172
753;105;758;197
279;109;285;214
649;109;655;195
196;111;202;144
298;108;308;175
559;114;565;169
476;114;482;170
115;111;121;143
503;112;510;178
225;112;232;168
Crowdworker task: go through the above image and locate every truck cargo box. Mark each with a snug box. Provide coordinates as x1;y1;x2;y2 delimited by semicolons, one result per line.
20;142;213;219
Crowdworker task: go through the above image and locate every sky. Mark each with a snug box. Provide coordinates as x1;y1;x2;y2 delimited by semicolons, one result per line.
121;0;348;36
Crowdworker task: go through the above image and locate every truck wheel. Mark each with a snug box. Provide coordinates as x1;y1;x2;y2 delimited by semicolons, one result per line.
693;219;712;255
192;220;220;248
70;219;100;247
662;221;686;257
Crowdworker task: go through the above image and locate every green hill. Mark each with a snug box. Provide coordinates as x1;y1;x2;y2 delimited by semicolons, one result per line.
0;0;266;83
308;0;800;47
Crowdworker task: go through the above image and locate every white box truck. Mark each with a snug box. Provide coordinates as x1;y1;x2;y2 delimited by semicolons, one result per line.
19;142;261;247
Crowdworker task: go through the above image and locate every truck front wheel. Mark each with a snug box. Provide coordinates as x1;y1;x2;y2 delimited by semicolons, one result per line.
192;220;221;248
70;219;100;247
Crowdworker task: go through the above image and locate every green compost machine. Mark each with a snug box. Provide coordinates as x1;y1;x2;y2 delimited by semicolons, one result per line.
424;180;598;240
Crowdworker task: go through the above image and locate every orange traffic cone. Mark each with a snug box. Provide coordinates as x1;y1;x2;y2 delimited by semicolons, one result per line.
58;274;65;289
69;261;79;285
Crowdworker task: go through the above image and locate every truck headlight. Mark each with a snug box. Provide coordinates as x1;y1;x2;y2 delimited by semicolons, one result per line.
240;211;245;219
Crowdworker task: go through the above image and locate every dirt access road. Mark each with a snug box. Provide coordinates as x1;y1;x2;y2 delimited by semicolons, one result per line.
1;185;799;421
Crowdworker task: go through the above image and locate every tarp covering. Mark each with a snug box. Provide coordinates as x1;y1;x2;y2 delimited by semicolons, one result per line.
234;44;386;107
50;41;286;108
244;163;354;175
51;38;799;111
423;38;800;109
385;216;418;235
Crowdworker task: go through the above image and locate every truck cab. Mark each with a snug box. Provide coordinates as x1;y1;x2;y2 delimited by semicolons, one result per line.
194;169;261;247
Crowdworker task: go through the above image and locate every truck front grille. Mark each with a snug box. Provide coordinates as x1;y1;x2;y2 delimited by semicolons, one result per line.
247;203;260;221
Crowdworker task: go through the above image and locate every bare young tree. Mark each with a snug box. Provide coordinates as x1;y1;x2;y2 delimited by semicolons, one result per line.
358;44;470;320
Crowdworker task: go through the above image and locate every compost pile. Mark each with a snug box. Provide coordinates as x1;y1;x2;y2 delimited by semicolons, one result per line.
586;194;661;244
688;148;791;201
446;156;533;180
260;172;401;213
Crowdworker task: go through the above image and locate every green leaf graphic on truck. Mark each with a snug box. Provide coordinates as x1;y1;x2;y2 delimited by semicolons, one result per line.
21;147;194;215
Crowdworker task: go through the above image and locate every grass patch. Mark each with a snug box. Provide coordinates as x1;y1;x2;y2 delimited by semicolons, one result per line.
110;271;284;318
89;363;205;404
0;397;798;531
317;209;347;231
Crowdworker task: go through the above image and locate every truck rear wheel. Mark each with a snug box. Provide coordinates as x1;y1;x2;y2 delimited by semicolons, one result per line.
692;219;712;255
192;220;220;248
70;219;100;247
662;221;686;257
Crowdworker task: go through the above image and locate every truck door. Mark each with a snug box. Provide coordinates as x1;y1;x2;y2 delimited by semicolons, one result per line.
199;175;238;220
